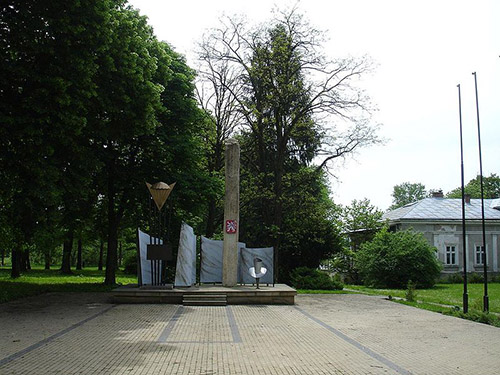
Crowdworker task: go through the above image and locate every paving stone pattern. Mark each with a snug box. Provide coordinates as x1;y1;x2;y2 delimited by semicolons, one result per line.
1;293;499;374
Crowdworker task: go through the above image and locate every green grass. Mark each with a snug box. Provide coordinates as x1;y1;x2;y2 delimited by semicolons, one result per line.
297;289;353;294
346;283;500;313
0;266;137;304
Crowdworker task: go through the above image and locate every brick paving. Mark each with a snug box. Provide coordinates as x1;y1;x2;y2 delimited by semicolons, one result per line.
1;292;499;374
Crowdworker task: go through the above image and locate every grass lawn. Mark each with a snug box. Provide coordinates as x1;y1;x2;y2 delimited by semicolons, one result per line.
0;266;137;304
347;283;500;314
297;289;353;294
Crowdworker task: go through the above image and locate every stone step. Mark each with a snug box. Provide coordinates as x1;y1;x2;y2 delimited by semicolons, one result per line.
183;299;227;306
183;294;227;298
183;294;227;306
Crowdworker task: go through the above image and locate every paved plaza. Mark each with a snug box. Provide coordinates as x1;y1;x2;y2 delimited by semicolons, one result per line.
1;292;499;374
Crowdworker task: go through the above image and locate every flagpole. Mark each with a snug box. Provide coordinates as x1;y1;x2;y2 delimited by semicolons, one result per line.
472;72;489;312
457;84;468;313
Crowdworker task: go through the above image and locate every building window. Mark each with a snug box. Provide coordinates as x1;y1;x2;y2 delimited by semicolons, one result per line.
475;245;485;265
445;245;457;265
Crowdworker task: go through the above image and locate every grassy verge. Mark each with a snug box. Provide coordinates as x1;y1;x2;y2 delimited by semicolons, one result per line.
297;289;353;294
347;283;500;328
0;266;137;304
347;283;500;314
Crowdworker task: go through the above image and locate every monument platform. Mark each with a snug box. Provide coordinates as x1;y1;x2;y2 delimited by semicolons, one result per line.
112;284;296;305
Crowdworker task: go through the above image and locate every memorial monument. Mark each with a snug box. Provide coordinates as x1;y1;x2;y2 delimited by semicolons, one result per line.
222;138;240;287
115;137;295;304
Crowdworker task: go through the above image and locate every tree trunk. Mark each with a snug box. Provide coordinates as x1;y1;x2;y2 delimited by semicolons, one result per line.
118;241;122;268
19;249;27;272
206;198;217;237
11;246;21;278
104;172;119;285
44;249;51;270
105;215;118;285
25;248;31;270
76;237;83;270
1;249;4;266
61;230;73;274
98;239;104;271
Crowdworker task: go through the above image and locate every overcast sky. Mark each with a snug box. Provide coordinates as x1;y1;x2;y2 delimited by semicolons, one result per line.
128;0;499;211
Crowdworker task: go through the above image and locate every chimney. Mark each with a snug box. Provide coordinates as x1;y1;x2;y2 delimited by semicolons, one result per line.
431;190;444;198
464;194;471;204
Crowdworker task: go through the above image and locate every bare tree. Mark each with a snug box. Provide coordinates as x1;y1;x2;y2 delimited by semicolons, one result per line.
198;8;381;279
196;38;245;236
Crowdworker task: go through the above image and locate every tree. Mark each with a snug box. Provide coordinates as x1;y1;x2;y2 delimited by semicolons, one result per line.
446;174;500;199
390;182;427;210
342;199;384;237
196;48;243;237
331;199;383;283
0;0;113;277
199;8;379;280
87;8;213;284
356;228;442;288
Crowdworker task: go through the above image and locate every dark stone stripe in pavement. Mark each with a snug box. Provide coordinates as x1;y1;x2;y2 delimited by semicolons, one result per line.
226;305;242;343
295;306;411;375
158;305;242;344
157;305;183;343
0;305;116;368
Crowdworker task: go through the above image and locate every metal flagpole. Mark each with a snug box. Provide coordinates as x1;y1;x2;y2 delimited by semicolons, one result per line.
457;84;468;313
472;72;489;312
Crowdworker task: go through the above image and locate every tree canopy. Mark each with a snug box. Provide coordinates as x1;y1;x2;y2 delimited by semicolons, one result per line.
390;182;427;210
446;174;500;199
0;0;212;282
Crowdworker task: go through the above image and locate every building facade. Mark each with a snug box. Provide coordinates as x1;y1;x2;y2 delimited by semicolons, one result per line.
382;193;500;276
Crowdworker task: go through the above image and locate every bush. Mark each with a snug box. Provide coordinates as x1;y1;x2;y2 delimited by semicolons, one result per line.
445;309;500;328
405;280;417;302
443;273;464;284
468;272;484;283
290;267;343;290
355;228;442;288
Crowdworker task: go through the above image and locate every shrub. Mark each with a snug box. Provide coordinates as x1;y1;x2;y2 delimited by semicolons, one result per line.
468;272;484;283
290;267;343;290
444;273;464;284
355;228;442;288
405;280;417;302
445;309;500;328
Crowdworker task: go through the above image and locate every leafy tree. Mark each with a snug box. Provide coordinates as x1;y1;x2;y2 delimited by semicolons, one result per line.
0;0;113;277
86;6;213;285
355;228;442;288
342;199;384;239
390;182;427;209
446;174;500;199
332;199;384;283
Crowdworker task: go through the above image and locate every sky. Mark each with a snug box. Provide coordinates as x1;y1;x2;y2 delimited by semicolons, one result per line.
128;0;499;211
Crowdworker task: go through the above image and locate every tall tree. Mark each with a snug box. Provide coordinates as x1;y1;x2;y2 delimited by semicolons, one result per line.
196;50;243;237
88;7;212;284
199;9;379;280
390;182;427;210
0;0;112;277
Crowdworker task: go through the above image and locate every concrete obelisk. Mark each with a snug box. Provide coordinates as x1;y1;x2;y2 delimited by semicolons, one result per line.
222;138;240;287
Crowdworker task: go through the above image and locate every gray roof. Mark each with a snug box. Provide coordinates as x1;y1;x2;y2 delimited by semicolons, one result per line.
383;198;500;222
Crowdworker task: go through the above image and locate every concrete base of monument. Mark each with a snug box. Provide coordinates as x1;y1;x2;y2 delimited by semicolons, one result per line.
139;284;174;290
112;284;297;305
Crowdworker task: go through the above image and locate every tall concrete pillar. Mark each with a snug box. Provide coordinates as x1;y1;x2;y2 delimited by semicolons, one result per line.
222;138;240;286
